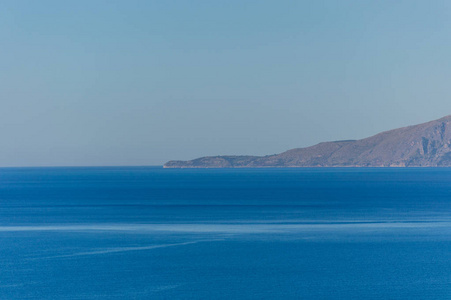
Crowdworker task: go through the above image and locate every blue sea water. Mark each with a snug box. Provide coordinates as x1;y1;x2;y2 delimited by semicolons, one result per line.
0;167;450;299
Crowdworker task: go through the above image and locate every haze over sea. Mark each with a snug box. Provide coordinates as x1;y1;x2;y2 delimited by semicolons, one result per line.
1;167;450;299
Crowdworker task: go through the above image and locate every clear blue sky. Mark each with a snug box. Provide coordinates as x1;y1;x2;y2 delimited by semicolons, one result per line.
1;0;451;166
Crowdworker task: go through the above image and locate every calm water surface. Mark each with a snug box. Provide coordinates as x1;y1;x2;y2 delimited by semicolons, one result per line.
0;167;450;299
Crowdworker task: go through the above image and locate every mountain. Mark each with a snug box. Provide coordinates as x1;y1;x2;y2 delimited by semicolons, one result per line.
164;115;451;168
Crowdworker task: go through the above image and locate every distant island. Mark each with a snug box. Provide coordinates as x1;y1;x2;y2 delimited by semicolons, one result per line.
164;115;451;168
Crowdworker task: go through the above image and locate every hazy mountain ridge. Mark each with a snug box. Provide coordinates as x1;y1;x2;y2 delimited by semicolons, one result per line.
164;115;451;168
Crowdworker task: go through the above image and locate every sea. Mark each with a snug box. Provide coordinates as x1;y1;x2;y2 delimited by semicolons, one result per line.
0;167;450;299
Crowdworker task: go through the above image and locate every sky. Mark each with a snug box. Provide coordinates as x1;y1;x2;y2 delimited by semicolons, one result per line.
1;0;451;166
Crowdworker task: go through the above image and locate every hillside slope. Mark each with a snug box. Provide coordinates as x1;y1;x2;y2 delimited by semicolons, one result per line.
164;115;451;168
